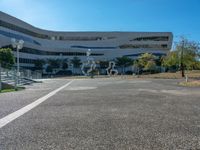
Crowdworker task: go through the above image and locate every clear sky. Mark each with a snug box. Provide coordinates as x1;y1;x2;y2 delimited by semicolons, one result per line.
0;0;200;43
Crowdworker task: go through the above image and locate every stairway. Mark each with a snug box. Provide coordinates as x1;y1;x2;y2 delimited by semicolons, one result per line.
1;72;39;87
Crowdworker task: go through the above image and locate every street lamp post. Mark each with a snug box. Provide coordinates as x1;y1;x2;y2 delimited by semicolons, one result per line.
11;38;24;84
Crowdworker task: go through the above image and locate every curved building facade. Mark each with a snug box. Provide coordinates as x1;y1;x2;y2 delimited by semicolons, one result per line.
0;11;173;69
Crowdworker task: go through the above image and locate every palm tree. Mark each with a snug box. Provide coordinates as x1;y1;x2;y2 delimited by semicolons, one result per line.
61;58;68;70
47;59;60;69
70;57;82;75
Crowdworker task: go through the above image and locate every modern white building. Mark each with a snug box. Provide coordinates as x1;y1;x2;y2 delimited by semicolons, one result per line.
0;11;173;70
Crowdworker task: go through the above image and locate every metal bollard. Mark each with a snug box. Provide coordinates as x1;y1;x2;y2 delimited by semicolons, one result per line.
14;69;17;90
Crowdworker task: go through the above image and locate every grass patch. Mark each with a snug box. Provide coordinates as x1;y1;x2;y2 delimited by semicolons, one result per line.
128;71;200;79
179;80;200;87
0;87;25;93
0;89;16;93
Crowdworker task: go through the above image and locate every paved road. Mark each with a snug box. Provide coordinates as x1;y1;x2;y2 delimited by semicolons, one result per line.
0;78;200;149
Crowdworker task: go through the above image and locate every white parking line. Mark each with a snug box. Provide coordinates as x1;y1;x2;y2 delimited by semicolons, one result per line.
0;80;74;129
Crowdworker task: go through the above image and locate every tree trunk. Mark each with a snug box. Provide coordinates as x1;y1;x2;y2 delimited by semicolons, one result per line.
181;63;185;77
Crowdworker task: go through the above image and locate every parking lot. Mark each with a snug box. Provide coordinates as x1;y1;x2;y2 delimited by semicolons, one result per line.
0;78;200;149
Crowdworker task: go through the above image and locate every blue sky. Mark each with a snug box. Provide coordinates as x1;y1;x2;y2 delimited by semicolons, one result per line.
0;0;200;42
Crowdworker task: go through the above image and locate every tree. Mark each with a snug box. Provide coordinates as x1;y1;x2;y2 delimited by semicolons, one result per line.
138;53;156;67
115;56;133;74
98;61;109;75
34;59;45;70
162;38;200;77
136;53;157;74
0;48;15;69
176;38;200;77
0;48;15;91
61;58;68;70
133;60;143;75
189;61;200;70
46;65;53;74
162;51;179;71
70;57;82;68
70;57;82;74
99;61;109;69
47;59;60;69
145;60;156;73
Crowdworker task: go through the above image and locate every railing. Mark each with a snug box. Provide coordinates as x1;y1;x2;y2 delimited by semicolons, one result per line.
19;68;42;79
0;67;42;87
0;67;42;79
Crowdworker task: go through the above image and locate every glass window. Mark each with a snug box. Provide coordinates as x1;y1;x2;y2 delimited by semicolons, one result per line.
0;30;41;45
131;36;169;41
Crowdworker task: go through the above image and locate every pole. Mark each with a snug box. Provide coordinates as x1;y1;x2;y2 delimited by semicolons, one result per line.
14;69;17;91
180;39;185;77
11;38;24;84
17;47;20;84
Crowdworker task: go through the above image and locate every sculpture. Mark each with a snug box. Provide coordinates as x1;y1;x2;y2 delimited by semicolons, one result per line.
106;61;118;76
81;49;96;76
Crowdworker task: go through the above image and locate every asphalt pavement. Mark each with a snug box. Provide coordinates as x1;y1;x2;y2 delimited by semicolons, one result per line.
0;78;200;150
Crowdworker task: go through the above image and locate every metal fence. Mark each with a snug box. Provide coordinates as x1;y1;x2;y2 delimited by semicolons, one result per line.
0;67;42;88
